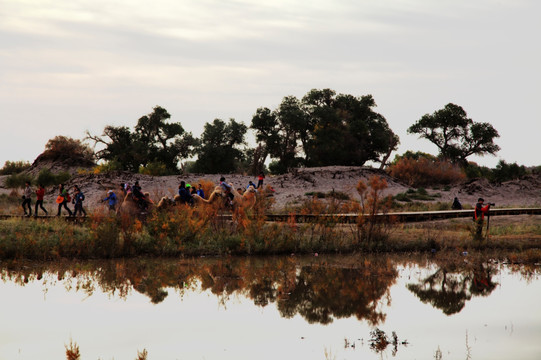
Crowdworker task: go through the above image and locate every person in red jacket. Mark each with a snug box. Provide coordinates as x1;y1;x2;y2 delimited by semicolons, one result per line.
34;183;48;217
474;198;491;240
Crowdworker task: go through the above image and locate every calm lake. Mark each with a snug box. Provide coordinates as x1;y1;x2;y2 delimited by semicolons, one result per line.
1;254;540;360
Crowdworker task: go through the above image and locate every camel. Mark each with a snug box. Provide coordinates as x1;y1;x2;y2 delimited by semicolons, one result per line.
192;184;257;210
117;191;154;217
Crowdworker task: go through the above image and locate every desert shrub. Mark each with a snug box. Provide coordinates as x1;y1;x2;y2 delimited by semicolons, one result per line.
355;175;394;246
36;168;71;187
35;135;95;166
139;161;170;176
91;160;123;174
492;160;528;183
388;156;465;187
0;160;31;175
463;162;492;180
4;173;34;189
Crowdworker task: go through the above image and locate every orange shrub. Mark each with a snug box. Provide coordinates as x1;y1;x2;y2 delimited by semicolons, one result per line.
388;157;465;187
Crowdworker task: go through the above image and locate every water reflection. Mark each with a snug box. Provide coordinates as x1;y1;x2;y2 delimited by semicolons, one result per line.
407;261;498;315
0;254;538;324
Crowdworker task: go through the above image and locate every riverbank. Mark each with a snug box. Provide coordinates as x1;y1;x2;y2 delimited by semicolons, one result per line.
1;211;540;262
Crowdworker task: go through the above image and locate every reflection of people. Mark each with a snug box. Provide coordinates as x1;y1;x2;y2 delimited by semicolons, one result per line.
22;181;33;216
34;183;48;217
474;198;491;239
452;197;462;210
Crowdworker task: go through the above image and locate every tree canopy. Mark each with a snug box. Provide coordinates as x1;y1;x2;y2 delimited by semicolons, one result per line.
407;103;500;165
251;89;399;173
87;106;196;173
191;118;248;174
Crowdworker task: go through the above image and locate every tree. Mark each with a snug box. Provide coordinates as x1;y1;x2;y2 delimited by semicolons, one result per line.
251;98;305;174
251;89;399;173
407;103;500;165
135;106;197;172
192;118;248;174
87;106;196;173
303;91;399;167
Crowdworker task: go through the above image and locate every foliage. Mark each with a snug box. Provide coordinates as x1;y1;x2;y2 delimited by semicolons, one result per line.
87;106;197;173
464;160;529;183
36;136;95;166
192;118;248;174
492;159;528;183
251;89;399;173
36;168;71;187
0;160;31;175
138;161;170;176
90;160;123;174
4;172;34;189
355;176;394;246
407;103;500;165
392;188;441;202
388;154;465;187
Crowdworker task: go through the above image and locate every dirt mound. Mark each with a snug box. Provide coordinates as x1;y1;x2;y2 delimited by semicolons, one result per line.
2;165;539;212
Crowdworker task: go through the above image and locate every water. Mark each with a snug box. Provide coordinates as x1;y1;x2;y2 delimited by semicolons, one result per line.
0;254;539;360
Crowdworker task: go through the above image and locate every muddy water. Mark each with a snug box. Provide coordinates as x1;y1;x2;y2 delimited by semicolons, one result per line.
0;254;539;359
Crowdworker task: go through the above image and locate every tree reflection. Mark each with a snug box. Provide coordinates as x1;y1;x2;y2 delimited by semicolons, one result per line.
0;256;397;325
407;261;497;315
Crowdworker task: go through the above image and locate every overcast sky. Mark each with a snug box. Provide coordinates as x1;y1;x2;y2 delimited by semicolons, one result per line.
1;0;539;169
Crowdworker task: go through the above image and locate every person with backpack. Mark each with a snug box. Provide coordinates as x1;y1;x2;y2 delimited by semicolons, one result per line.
34;183;48;217
21;181;33;216
56;184;73;217
72;185;87;217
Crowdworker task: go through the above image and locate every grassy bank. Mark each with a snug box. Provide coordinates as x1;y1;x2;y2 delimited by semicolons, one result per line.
1;205;540;261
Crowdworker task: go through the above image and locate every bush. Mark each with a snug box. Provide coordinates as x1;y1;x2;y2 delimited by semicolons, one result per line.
492;160;527;183
139;162;170;176
388;156;465;187
4;173;34;189
0;160;31;175
35;136;95;166
36;168;71;187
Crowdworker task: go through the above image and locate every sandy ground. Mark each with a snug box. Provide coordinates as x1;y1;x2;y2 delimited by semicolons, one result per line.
1;166;540;213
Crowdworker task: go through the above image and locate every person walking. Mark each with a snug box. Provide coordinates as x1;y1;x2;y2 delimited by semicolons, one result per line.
102;190;118;211
257;172;265;189
474;198;491;240
72;185;87;217
34;183;48;217
21;181;33;216
57;184;73;217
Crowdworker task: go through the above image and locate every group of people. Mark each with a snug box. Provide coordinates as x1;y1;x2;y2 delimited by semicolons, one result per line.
21;182;88;217
19;173;268;216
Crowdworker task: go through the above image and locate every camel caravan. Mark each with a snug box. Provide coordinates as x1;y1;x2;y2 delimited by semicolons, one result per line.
116;177;269;218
